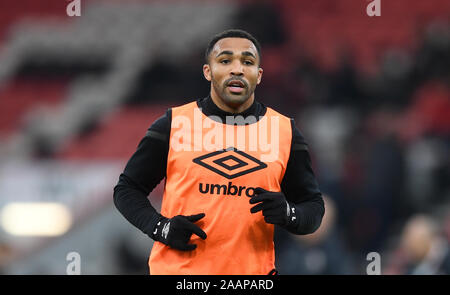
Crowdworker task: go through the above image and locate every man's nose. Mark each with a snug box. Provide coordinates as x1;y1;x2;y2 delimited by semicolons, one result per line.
230;61;244;76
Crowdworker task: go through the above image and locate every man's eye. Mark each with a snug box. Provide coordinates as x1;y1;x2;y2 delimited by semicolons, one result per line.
244;60;254;65
220;60;230;64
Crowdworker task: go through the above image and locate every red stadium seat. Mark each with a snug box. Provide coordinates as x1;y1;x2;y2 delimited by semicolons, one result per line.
56;104;172;160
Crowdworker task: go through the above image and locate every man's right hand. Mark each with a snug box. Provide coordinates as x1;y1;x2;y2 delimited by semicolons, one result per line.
152;213;207;251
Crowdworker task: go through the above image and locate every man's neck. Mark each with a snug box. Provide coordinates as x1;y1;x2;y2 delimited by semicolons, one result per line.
210;91;254;114
197;95;266;125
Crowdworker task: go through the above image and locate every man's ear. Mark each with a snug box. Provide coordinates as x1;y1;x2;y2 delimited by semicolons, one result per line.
257;67;263;85
203;64;211;81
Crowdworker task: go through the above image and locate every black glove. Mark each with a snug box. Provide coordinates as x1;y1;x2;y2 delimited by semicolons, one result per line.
152;213;207;251
249;188;297;227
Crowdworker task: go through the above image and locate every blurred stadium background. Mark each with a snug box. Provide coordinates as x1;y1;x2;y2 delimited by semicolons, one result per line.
0;0;449;275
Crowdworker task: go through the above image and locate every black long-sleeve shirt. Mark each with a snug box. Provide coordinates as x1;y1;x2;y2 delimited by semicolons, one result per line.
114;96;324;238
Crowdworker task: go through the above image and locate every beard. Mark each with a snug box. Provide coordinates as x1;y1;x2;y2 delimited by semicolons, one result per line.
211;74;256;109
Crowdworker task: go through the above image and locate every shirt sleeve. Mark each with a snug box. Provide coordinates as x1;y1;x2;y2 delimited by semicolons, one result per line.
280;119;325;235
113;109;171;238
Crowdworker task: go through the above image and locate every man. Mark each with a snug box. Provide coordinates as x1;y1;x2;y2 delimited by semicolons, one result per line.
113;29;324;275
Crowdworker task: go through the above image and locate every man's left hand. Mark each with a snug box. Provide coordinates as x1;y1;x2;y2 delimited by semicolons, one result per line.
249;187;297;227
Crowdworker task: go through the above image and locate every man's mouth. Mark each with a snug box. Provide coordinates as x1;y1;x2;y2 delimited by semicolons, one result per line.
226;80;246;94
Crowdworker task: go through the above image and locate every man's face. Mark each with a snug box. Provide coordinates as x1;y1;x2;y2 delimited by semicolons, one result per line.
203;37;263;109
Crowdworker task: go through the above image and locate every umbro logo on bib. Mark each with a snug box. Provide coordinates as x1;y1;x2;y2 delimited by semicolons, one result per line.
192;147;267;179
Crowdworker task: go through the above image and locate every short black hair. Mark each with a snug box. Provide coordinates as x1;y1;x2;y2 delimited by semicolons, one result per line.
205;29;262;64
